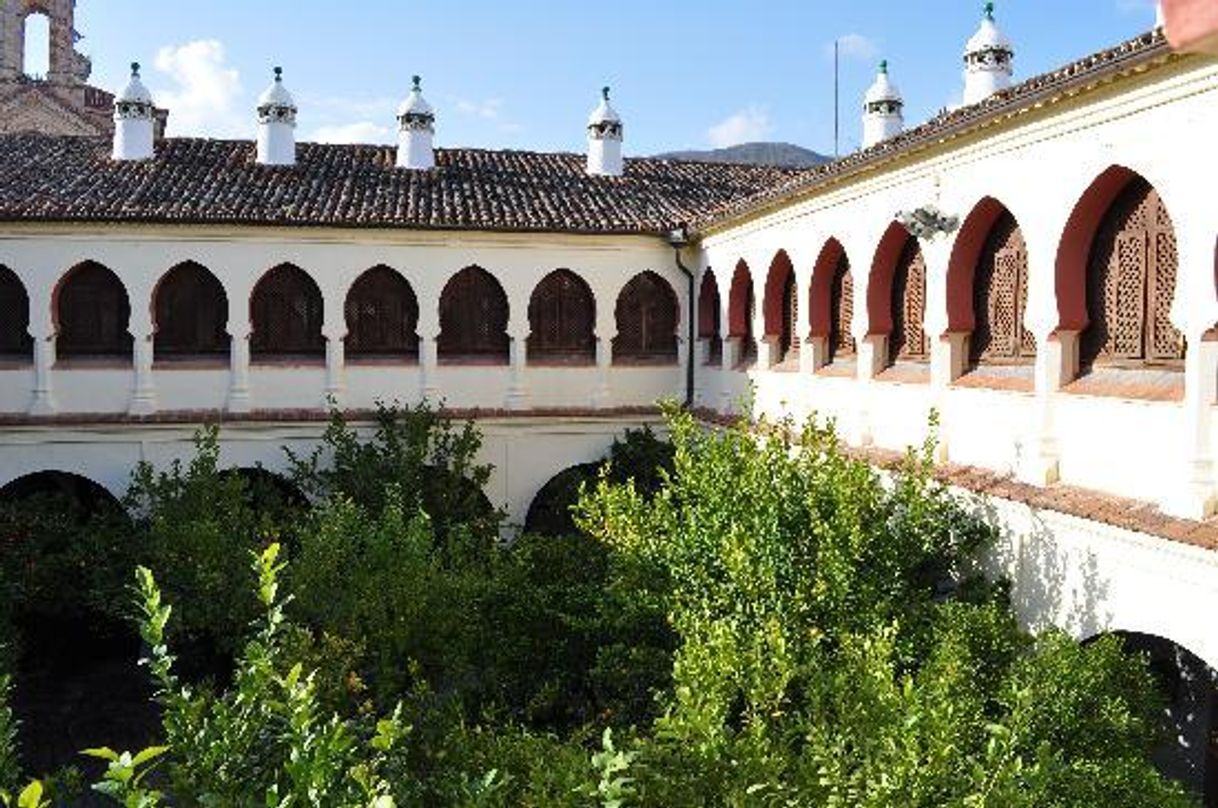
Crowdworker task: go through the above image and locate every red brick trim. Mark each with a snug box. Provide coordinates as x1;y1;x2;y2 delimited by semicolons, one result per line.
0;405;665;428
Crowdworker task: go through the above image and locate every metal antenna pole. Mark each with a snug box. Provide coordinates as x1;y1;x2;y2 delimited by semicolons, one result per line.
834;38;840;158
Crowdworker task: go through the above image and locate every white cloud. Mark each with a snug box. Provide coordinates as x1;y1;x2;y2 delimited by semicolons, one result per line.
825;33;879;62
707;107;772;148
310;121;394;145
152;40;244;137
453;97;503;119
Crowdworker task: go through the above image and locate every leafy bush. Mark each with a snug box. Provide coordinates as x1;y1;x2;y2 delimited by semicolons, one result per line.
525;425;675;538
0;402;1202;806
288;404;501;550
133;543;404;806
576;407;1195;807
124;425;301;658
0;673;17;796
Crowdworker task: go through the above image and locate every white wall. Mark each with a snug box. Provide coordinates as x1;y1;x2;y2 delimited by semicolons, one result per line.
0;228;688;416
697;50;1218;521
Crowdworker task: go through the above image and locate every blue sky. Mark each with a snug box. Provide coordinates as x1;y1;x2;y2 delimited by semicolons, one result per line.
33;1;1162;155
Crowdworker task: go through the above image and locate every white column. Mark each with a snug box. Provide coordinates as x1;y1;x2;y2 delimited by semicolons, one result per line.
28;332;56;416
1161;330;1218;519
1162;225;1218;519
1014;327;1071;486
323;329;346;410
506;330;529;410
693;338;712;406
592;332;613;408
1014;229;1068;485
922;236;955;461
25;279;56;415
129;330;157;416
418;316;440;403
226;324;252;413
922;237;959;389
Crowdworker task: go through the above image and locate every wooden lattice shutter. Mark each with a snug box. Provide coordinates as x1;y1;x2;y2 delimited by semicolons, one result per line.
697;276;722;365
779;271;799;360
890;239;927;362
741;282;757;364
0;266;31;358
527;269;595;362
58;262;132;359
972;215;1032;364
614;272;678;362
346;267;419;358
1083;180;1183;367
251;265;325;357
155;263;229;358
1149;201;1182;361
830;255;855;360
439;266;510;360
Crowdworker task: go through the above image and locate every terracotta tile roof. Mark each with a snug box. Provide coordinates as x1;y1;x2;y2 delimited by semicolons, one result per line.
695;29;1176;232
0;135;805;234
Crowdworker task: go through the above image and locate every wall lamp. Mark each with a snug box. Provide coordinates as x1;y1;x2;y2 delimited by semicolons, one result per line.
896;205;960;240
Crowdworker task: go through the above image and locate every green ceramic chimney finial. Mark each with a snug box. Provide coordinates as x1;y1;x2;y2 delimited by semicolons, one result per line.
984;1;995;20
602;86;611;101
412;75;422;92
273;66;283;81
879;59;888;74
130;62;140;77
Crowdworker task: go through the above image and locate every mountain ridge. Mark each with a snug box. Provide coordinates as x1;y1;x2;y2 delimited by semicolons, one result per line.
652;141;831;168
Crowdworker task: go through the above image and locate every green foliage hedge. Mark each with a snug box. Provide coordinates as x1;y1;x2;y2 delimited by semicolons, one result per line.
0;402;1201;806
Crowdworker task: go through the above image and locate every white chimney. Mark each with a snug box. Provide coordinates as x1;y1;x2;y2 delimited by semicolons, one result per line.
396;75;436;170
586;86;623;177
963;2;1014;105
862;60;904;149
256;67;297;167
112;62;155;162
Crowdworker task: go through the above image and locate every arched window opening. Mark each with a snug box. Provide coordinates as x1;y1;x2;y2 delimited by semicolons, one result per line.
523;463;601;537
345;266;419;360
613;271;678;364
779;269;799;364
698;272;722;366
56;262;132;361
829;254;855;362
250;264;325;360
527;269;595;364
889;237;928;364
728;262;756;368
22;12;50;78
438;266;510;363
0;266;32;361
153;262;229;361
971;212;1033;366
1081;178;1183;370
764;251;798;366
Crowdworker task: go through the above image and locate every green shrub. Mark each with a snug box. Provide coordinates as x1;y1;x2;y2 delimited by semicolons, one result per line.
577;407;1195;807
288;403;501;550
0;673;17;795
124;425;299;657
133;543;404;806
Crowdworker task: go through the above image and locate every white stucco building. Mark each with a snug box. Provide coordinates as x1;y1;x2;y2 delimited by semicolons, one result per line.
2;5;1218;799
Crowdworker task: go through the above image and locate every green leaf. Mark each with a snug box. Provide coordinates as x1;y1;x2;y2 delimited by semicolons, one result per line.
130;745;170;767
15;781;42;808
